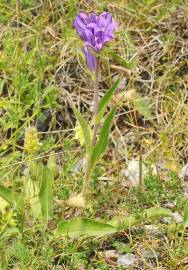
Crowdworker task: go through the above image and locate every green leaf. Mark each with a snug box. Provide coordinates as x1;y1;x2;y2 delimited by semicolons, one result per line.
72;106;92;154
183;202;188;228
90;107;116;172
0;184;23;210
24;178;41;218
96;78;120;124
54;218;117;238
24;178;39;200
54;207;173;238
39;167;53;221
30;196;41;218
110;207;172;230
145;207;172;219
133;93;152;120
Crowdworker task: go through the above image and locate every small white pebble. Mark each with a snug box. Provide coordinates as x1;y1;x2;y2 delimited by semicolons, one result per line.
172;212;183;223
117;253;136;266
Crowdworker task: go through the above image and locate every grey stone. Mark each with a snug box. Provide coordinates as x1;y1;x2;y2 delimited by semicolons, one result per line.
117;253;136;267
121;159;157;187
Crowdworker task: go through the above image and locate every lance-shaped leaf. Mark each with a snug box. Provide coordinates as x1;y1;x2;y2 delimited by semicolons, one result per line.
95;78;120;124
90;107;116;172
0;184;23;210
72;106;92;154
54;218;117;238
39;167;53;221
55;207;173;238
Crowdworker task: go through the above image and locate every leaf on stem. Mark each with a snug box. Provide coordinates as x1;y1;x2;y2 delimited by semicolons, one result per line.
96;78;120;124
90;107;116;172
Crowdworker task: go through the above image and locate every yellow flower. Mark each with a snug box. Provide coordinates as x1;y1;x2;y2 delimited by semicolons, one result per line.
24;126;41;154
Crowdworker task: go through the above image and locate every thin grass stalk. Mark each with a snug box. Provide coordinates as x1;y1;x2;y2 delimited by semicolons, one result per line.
16;0;21;24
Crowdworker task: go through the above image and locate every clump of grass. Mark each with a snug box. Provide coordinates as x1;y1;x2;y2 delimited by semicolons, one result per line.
125;172;186;212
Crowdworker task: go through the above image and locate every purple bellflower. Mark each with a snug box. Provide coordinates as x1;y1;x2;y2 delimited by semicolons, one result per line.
74;12;117;71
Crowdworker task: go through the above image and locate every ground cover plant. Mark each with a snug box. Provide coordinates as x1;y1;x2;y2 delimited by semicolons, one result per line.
0;0;188;269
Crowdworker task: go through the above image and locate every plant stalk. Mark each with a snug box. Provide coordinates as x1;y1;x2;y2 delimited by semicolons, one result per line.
82;58;100;200
139;148;144;191
16;0;21;25
92;58;100;145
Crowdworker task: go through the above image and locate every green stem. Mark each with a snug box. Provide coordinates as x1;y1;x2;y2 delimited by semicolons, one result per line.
82;58;100;200
92;58;100;146
81;154;91;200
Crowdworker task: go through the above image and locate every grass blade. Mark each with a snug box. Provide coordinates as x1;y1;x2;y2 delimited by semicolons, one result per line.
183;202;188;228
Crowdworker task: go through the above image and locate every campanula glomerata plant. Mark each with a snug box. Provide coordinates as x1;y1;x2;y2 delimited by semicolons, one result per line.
74;12;118;71
66;12;120;208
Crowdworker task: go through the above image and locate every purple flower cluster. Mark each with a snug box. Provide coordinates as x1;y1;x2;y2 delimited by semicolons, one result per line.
74;12;117;71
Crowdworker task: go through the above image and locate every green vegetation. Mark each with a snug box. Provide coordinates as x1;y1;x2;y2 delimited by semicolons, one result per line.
0;0;187;269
